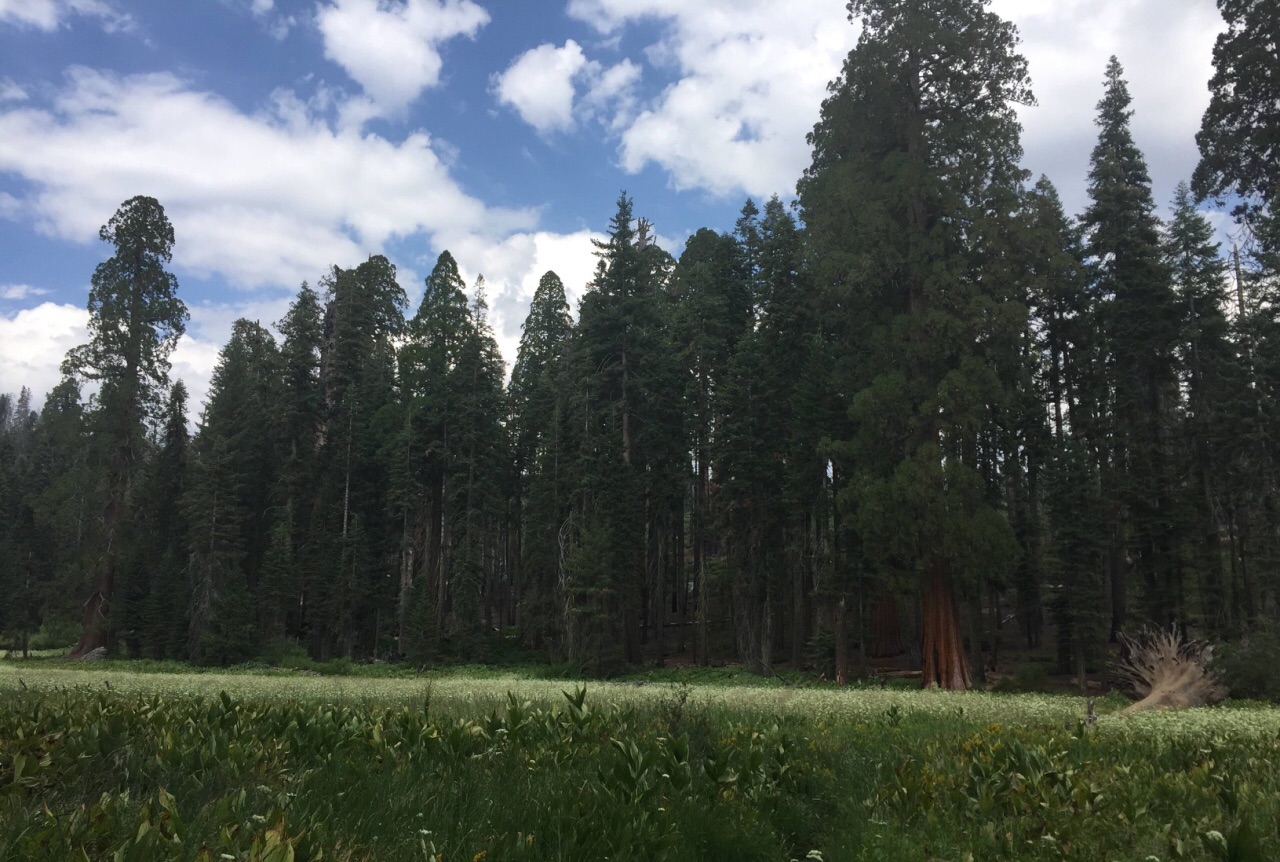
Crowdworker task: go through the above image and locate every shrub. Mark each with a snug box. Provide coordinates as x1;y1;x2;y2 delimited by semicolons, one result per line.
1214;625;1280;701
992;661;1053;693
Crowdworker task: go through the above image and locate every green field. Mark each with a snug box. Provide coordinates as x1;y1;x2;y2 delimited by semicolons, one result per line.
2;663;1278;861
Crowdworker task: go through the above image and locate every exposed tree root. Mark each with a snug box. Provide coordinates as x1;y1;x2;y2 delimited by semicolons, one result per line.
1114;626;1225;715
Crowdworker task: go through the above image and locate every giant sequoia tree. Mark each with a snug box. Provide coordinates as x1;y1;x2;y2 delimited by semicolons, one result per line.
800;0;1033;689
63;196;189;656
1193;0;1280;227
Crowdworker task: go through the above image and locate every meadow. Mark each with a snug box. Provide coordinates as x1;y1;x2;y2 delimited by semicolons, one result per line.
2;662;1278;861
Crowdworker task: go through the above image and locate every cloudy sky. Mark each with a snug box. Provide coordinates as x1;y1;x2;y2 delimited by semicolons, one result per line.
0;0;1227;416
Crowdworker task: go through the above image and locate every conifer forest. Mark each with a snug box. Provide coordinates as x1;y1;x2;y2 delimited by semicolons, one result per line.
2;0;1278;691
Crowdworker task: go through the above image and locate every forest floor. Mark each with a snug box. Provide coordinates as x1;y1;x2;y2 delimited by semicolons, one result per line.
2;660;1279;860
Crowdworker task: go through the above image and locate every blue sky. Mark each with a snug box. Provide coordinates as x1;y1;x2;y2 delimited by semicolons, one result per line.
0;0;1228;415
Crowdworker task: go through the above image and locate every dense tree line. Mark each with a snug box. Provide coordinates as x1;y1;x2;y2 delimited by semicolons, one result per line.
2;0;1277;686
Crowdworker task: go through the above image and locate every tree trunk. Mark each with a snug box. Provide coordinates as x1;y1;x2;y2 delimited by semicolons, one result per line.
869;588;904;657
920;563;971;690
834;596;848;685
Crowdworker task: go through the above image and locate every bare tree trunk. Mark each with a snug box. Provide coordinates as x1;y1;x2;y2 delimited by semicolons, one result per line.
834;596;848;684
869;588;904;657
920;562;971;690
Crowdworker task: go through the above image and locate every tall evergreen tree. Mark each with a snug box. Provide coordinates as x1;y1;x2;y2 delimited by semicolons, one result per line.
510;271;575;650
1193;0;1280;228
124;381;190;658
310;255;404;658
673;226;749;665
397;251;472;660
567;194;676;671
185;320;281;664
1166;182;1236;634
1083;57;1182;632
62;196;188;656
1019;178;1106;675
799;0;1032;689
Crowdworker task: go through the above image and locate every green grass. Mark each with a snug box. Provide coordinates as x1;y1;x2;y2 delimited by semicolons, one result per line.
0;647;67;659
2;663;1278;861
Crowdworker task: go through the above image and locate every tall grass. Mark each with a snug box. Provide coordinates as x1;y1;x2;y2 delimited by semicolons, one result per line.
2;665;1278;860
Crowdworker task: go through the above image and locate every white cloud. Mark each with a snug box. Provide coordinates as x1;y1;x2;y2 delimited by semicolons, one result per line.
494;40;643;136
0;79;27;102
494;41;593;134
0;303;86;404
567;0;858;198
566;0;1224;212
584;58;640;128
0;284;50;301
494;40;640;136
0;67;536;289
0;0;132;32
441;229;605;368
0;296;295;418
316;0;489;115
245;0;296;41
991;0;1225;220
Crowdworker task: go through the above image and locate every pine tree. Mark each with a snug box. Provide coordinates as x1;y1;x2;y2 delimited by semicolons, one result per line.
509;271;575;650
396;251;472;656
128;382;190;658
1083;57;1182;632
673;226;748;666
185;320;281;663
311;256;404;658
450;276;510;656
1018;177;1106;672
567;193;675;672
276;283;325;558
1166;182;1235;634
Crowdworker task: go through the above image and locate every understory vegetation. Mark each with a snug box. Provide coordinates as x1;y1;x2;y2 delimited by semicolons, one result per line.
2;666;1277;861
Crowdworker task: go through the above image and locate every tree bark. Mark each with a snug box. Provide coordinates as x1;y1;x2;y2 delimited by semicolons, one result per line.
920;563;971;690
869;588;905;657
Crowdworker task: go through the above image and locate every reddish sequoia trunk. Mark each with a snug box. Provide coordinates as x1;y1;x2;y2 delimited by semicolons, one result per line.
869;588;905;658
920;563;971;690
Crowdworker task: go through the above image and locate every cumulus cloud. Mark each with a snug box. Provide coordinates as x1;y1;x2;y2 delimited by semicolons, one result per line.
564;0;1224;212
0;65;625;396
0;67;536;288
0;0;132;32
493;40;640;135
0;295;300;417
990;0;1225;219
316;0;489;115
439;228;605;367
0;302;87;403
494;41;592;134
567;0;858;198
